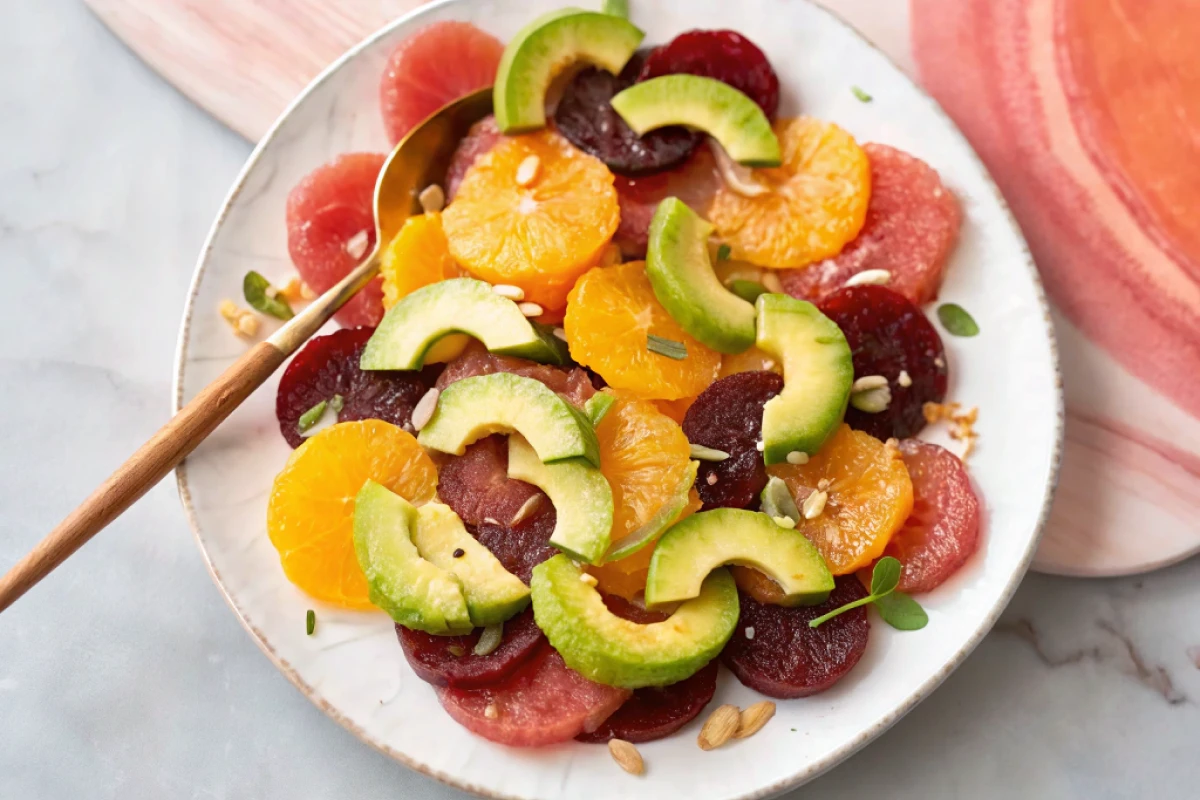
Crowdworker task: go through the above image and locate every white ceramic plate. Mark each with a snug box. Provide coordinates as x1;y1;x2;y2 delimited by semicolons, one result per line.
173;1;1063;797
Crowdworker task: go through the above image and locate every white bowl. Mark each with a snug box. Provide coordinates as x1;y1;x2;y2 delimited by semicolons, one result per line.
173;1;1063;797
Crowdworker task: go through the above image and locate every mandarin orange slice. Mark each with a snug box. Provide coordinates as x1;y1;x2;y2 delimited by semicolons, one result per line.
380;212;466;309
766;424;912;575
708;117;871;268
442;129;620;311
267;420;438;608
718;346;782;379
565;261;720;400
585;391;702;599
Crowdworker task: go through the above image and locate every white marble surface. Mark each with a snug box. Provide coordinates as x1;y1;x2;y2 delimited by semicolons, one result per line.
1;1;1197;798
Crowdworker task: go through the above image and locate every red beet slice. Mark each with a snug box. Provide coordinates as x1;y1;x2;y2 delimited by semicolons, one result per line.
436;435;544;529
472;506;559;586
577;660;718;744
379;21;504;146
877;439;982;593
286;153;386;328
639;30;780;118
275;327;439;448
555;52;702;177
819;285;948;441
396;606;544;689
683;371;784;510
435;341;595;408
722;576;870;699
445;116;504;200
614;147;722;258
781;144;962;305
437;645;631;746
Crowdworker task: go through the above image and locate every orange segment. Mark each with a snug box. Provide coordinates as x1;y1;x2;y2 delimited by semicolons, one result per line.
708;117;871;267
442;129;620;310
719;346;783;378
586;391;702;599
380;211;466;309
767;425;912;575
565;262;721;400
267;420;438;609
653;396;696;424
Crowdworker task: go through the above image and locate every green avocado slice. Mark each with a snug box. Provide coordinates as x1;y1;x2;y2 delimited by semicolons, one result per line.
507;435;613;564
417;372;600;467
645;507;833;607
646;197;757;354
611;75;782;166
531;554;739;688
494;9;644;133
755;293;854;465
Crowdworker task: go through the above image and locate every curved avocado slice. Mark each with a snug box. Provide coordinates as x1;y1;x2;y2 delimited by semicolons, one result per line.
352;480;473;634
417;373;600;467
645;507;833;608
411;502;530;626
531;554;738;688
360;278;567;370
755;293;853;465
494;9;644;133
646;197;756;354
611;75;782;167
507;435;613;564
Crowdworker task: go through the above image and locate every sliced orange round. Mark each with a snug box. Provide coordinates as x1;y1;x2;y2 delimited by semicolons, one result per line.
586;391;702;599
267;420;438;608
380;211;466;309
766;424;912;575
442;129;620;311
565;261;721;400
708;117;871;268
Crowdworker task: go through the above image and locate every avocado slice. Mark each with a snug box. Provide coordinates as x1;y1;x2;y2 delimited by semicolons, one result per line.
411;502;530;626
531;554;739;688
602;460;698;563
507;435;613;564
755;293;853;465
646;197;756;354
611;75;782;167
360;278;567;370
494;9;644;133
645;508;834;607
418;373;601;467
352;480;473;634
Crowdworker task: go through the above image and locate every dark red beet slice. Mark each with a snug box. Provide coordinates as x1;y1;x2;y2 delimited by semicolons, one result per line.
286;153;386;328
722;576;870;699
472;506;559;586
639;30;780;118
396;606;544;689
819;285;949;440
436;435;544;527
781;144;962;305
876;439;982;593
275;327;440;448
576;659;719;744
683;371;784;510
555;52;702;177
614;147;722;258
435;341;595;408
445;115;504;201
437;644;631;746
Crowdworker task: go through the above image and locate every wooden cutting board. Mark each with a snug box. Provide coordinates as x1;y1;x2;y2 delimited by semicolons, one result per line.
85;0;1200;577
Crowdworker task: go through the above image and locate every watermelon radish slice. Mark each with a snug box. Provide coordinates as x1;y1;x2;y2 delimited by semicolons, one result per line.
380;21;505;146
437;645;631;746
285;153;386;328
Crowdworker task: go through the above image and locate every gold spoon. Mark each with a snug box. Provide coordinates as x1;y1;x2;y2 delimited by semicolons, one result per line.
0;88;495;613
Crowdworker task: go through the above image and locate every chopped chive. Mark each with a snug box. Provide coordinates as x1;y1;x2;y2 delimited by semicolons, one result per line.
297;400;328;433
937;303;980;337
851;86;873;103
729;279;768;303
329;394;345;415
689;443;730;462
716;243;732;262
243;270;294;320
473;624;504;656
647;334;687;360
306;609;316;636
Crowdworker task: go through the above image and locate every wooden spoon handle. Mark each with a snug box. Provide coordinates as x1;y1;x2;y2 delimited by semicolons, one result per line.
0;340;287;613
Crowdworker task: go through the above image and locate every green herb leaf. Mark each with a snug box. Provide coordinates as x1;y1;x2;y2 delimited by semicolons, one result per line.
729;279;768;303
297;400;328;433
874;592;929;630
808;594;876;628
329;394;345;416
647;334;687;360
601;0;629;17
851;86;873;103
584;392;616;426
937;303;979;337
716;243;732;262
760;476;801;525
689;443;730;462
243;271;294;320
306;609;316;636
869;556;902;596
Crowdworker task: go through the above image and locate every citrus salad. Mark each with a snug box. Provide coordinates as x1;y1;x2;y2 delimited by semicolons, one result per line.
239;3;983;769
